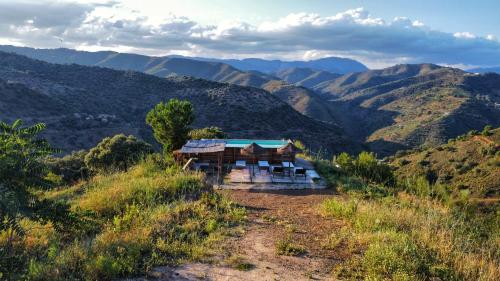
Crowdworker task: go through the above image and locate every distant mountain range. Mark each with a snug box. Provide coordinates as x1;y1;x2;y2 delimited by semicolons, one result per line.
1;45;499;156
0;51;357;154
0;45;348;124
0;45;367;74
194;56;368;74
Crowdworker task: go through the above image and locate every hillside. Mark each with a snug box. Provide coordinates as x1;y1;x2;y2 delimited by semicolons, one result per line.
389;128;500;198
314;64;500;155
3;46;500;156
0;45;341;126
0;51;356;153
274;67;341;88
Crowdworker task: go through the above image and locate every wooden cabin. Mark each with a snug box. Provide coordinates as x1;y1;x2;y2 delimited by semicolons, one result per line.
177;139;299;165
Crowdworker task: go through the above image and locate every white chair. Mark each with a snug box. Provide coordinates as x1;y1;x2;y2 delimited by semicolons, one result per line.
258;161;270;172
235;160;246;169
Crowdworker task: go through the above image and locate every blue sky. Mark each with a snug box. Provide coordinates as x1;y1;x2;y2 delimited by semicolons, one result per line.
176;0;500;38
0;0;499;68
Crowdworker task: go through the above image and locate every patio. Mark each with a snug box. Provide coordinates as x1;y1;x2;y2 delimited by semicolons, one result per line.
224;158;322;186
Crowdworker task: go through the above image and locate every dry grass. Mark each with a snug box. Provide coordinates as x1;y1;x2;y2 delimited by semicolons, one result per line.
322;194;500;280
2;158;245;281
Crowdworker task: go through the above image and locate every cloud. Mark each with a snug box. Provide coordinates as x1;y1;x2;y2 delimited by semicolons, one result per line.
0;3;499;68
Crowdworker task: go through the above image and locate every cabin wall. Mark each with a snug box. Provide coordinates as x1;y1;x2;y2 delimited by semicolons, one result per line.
183;148;295;164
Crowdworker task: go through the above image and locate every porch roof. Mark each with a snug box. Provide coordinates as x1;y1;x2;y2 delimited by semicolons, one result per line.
180;139;226;154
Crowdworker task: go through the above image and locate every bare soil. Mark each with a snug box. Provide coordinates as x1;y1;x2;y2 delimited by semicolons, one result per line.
144;189;344;281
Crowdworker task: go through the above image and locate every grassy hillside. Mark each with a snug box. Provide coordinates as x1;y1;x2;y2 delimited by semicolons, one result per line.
310;147;499;280
320;193;499;280
0;51;356;154
389;128;500;199
2;158;245;280
316;65;500;155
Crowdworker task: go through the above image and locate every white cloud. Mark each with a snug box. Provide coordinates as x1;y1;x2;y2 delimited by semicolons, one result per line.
0;2;500;68
453;32;476;39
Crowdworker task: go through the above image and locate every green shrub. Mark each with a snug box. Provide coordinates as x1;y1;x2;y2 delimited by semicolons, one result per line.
45;150;90;184
188;126;226;140
84;134;152;173
481;125;493;136
333;151;394;186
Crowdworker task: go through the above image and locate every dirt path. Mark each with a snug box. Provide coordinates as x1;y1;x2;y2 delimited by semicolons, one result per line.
148;189;344;281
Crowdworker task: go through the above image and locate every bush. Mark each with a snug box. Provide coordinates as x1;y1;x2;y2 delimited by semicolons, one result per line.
84;134;152;173
188;126;226;140
481;125;493;136
333;151;394;186
45;150;90;184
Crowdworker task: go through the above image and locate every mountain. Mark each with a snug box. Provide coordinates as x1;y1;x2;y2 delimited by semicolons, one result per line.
389;128;500;199
3;45;499;156
0;51;357;153
0;44;366;76
273;67;342;88
261;80;339;123
199;56;368;74
468;66;500;74
314;64;500;155
0;45;339;124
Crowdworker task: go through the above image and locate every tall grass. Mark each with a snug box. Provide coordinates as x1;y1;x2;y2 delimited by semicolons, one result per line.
322;194;499;280
1;158;245;280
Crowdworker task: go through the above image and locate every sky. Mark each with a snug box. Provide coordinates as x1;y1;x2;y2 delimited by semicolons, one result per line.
1;0;500;68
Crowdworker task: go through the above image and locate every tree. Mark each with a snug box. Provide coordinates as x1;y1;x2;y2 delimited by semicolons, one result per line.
188;126;227;140
146;99;194;152
84;134;152;173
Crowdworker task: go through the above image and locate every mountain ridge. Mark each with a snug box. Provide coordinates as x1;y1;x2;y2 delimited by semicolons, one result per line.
0;51;358;154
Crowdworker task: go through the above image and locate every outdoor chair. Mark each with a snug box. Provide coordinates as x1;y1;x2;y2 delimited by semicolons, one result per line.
294;167;307;179
258;160;270;172
235;160;246;169
271;166;285;178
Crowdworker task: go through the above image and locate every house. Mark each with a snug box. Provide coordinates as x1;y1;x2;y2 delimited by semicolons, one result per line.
176;139;299;165
176;138;322;187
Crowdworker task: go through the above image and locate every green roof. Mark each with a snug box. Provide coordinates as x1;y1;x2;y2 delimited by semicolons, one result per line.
225;139;289;149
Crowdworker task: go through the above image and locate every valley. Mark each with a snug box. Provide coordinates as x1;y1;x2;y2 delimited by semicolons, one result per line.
2;45;499;156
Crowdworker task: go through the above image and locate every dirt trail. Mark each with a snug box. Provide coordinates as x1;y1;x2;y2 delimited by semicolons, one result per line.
145;189;343;281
